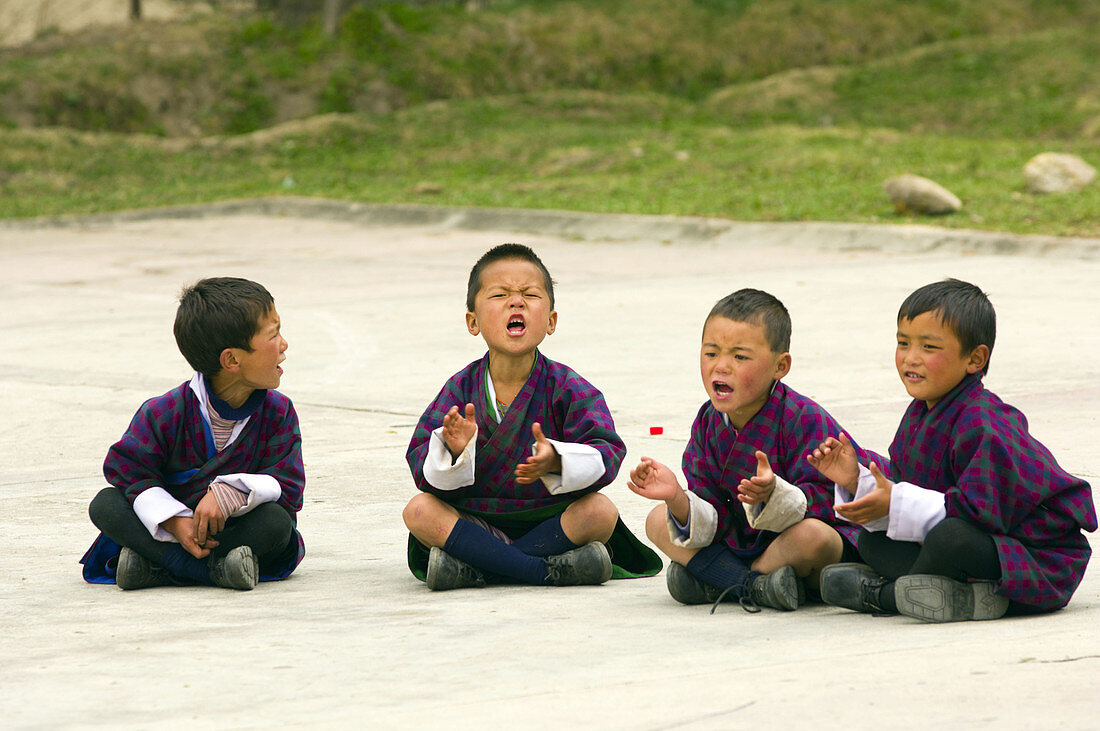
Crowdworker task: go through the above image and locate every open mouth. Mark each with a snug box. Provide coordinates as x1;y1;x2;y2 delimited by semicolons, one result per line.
507;316;526;336
713;382;733;395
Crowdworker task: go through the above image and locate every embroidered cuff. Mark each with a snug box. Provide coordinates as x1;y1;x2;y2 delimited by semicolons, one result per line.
887;482;946;542
207;473;281;517
667;491;718;549
539;438;604;495
423;426;477;490
133;487;192;542
746;475;807;532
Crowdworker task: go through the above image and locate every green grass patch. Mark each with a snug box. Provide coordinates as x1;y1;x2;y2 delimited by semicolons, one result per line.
1;93;1096;237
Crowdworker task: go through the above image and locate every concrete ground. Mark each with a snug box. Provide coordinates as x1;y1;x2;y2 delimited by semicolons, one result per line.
1;200;1098;729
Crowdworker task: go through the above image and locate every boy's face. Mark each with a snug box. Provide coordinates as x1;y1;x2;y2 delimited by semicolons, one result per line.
466;258;556;359
700;315;791;429
230;307;287;391
895;311;986;408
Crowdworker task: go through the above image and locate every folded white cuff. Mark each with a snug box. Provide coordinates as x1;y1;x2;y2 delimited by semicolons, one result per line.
668;490;719;549
423;426;477;490
746;474;807;533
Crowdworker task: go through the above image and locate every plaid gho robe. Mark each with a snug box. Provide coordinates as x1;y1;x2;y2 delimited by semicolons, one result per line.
683;381;867;556
84;380;306;580
407;351;624;514
885;373;1095;610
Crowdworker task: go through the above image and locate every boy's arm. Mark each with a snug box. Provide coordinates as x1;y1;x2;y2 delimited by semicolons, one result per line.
406;383;478;495
103;401;194;541
534;384;626;494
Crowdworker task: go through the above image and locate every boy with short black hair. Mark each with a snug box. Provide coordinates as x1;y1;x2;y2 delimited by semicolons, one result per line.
810;279;1096;621
403;244;660;590
81;277;306;591
628;289;870;611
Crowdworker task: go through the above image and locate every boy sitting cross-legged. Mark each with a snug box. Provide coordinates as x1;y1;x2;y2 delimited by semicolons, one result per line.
81;277;306;591
810;279;1096;622
403;244;660;590
628;289;870;612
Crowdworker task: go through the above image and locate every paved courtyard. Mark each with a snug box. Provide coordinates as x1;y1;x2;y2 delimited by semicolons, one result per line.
1;200;1097;729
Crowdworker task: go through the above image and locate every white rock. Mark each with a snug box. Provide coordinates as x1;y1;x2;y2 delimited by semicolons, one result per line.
1024;153;1096;193
883;174;962;215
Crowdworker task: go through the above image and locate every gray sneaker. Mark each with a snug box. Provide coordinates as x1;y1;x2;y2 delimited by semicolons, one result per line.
208;545;259;591
821;563;890;613
894;574;1008;622
665;562;721;605
426;547;486;591
749;565;801;611
115;547;173;591
545;542;613;586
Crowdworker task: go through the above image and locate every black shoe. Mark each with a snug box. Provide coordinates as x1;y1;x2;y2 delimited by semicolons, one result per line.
821;563;891;613
115;547;173;590
425;547;486;591
208;546;259;591
545;542;613;586
665;562;721;604
749;565;801;611
894;575;1008;622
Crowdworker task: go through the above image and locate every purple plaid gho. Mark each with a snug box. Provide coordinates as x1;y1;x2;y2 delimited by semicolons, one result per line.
683;381;869;556
406;351;625;514
883;372;1096;610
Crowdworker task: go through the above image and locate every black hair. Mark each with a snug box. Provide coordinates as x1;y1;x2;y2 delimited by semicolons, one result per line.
897;278;995;374
706;288;791;353
173;277;274;380
466;243;555;312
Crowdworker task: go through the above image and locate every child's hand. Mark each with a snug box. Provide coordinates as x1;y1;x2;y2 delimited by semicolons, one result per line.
515;422;562;484
834;462;893;524
442;403;477;461
626;457;682;503
737;450;777;505
162;515;218;559
806;433;860;492
192;491;226;549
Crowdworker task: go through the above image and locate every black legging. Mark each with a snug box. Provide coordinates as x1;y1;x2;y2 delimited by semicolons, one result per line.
89;487;296;571
857;517;1002;613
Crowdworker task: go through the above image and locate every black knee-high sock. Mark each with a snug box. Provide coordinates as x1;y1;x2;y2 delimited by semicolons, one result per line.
443;519;549;585
685;544;756;598
511;514;580;557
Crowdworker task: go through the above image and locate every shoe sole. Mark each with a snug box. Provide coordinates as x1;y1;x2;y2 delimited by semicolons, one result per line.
895;575;1007;622
214;547;258;591
767;565;800;611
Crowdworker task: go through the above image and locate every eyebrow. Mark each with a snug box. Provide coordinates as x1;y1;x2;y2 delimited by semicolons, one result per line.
702;342;754;351
897;330;943;341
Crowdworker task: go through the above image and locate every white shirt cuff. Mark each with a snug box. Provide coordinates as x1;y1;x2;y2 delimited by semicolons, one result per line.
668;491;718;549
212;473;282;516
835;463;889;532
746;474;807;532
133;487;192;542
539;438;605;494
422;426;477;490
887;482;946;542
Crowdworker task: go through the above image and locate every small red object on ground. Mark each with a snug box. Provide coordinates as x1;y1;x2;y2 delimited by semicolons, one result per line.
649;426;664;435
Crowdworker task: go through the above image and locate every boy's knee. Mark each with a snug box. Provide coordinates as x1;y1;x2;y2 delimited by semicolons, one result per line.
785;518;841;561
402;493;442;533
644;505;668;545
574;492;618;528
88;487;128;530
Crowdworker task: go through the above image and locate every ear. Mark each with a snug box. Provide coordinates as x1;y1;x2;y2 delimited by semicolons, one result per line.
773;352;792;381
465;312;480;336
965;344;990;374
219;348;241;373
545;310;558;336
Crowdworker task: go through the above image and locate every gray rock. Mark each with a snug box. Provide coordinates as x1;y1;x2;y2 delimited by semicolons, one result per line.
883;174;962;215
1024;153;1096;193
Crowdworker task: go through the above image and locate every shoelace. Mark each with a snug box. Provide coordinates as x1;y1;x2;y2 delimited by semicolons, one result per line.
709;584;761;614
